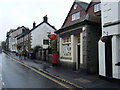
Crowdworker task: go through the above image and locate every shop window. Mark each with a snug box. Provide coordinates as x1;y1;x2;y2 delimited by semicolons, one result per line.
63;37;71;43
62;36;71;57
63;44;71;56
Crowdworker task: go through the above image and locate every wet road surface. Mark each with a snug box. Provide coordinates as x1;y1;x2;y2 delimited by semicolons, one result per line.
1;53;65;88
0;53;2;89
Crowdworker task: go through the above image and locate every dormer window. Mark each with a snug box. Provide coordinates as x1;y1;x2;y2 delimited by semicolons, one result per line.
94;3;101;13
72;12;80;21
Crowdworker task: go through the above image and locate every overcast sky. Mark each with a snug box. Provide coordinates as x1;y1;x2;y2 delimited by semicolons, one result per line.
0;0;91;41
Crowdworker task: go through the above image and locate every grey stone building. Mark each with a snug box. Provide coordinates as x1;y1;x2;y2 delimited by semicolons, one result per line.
17;30;31;52
55;0;101;73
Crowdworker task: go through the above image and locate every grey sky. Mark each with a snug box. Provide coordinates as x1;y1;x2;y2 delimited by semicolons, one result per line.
0;0;90;41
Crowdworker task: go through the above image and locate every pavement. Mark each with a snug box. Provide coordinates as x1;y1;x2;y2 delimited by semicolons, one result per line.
4;51;120;89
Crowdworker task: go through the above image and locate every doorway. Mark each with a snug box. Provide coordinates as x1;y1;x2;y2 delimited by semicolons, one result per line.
105;36;112;77
77;45;80;70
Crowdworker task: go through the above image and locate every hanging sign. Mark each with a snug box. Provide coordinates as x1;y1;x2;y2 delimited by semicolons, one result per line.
49;34;56;39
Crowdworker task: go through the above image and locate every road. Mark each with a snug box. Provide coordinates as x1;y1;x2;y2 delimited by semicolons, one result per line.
1;53;65;88
0;53;2;89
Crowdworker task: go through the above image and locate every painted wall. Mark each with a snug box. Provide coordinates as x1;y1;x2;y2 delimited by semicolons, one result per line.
99;36;120;79
101;0;120;36
99;0;120;79
112;36;120;79
9;33;17;52
31;23;55;49
98;40;106;76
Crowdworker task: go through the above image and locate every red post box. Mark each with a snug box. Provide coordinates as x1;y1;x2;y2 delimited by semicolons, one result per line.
52;51;58;66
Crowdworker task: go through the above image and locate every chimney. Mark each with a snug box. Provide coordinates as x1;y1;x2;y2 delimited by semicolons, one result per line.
43;15;48;22
33;21;36;28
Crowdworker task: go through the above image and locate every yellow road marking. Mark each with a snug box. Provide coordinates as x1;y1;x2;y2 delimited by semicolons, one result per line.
7;55;71;89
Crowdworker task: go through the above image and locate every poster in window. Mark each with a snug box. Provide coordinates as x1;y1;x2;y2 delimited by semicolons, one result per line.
63;44;71;56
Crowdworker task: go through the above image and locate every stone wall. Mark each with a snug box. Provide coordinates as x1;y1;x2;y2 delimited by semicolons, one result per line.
35;49;52;63
80;26;87;70
86;24;101;73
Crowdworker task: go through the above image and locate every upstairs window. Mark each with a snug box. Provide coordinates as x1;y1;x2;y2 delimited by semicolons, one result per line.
43;39;49;45
94;3;101;13
72;12;80;21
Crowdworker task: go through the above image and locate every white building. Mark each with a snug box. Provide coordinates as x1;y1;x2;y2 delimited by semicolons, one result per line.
8;30;17;52
31;15;56;49
99;0;120;79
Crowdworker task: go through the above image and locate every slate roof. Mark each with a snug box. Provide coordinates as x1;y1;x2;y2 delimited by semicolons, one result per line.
75;0;89;10
6;26;29;37
61;0;89;28
30;21;56;32
17;30;30;40
55;14;101;34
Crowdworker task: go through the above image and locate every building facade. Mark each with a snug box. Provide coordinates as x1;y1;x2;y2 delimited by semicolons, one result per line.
8;29;17;52
6;26;30;52
31;15;56;49
17;30;31;52
56;0;101;73
99;0;120;79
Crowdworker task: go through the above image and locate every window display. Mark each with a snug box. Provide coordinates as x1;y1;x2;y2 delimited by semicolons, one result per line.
62;37;71;57
63;44;71;56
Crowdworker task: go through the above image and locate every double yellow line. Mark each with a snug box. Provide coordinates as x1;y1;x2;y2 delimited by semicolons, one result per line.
7;55;75;89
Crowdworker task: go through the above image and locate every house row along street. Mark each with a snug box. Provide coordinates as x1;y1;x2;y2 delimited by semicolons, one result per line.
0;52;79;89
0;51;120;89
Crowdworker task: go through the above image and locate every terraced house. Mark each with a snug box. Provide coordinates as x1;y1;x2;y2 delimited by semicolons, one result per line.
6;26;30;52
56;0;101;73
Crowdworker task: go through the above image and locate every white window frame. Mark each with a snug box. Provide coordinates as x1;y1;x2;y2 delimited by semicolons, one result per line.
72;12;80;21
62;36;71;57
94;3;101;13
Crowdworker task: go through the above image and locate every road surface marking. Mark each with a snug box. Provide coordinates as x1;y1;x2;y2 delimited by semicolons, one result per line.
5;53;83;89
75;78;92;83
6;56;72;89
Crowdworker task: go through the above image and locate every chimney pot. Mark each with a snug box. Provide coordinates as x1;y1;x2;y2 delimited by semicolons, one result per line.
43;15;48;22
33;21;36;28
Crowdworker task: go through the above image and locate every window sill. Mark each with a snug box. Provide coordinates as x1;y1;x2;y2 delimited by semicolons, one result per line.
62;42;71;45
60;56;72;60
